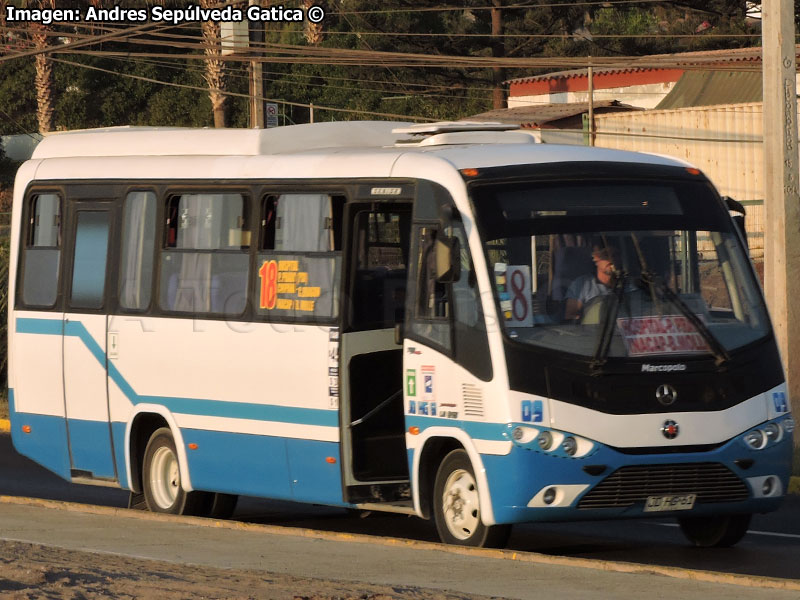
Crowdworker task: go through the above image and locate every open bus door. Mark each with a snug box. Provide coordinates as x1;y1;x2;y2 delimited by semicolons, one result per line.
340;200;412;503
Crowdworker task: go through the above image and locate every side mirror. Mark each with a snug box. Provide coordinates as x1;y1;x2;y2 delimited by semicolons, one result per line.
438;204;460;228
435;235;461;283
723;196;748;251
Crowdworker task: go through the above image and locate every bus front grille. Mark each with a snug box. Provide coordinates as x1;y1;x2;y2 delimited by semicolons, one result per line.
577;462;749;509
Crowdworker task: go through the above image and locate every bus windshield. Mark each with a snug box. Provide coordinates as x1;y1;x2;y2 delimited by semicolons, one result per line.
471;176;770;360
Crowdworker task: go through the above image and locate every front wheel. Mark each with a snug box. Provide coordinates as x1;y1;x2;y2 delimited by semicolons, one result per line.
142;427;207;516
678;514;751;547
432;449;511;548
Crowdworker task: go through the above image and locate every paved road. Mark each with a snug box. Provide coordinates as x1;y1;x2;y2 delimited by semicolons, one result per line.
4;498;799;600
2;433;800;593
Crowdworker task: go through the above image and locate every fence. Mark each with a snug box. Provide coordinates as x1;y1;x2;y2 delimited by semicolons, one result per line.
593;102;770;258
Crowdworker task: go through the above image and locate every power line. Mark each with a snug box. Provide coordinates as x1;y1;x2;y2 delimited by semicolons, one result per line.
55;46;774;73
0;19;180;63
331;0;665;15
89;52;488;101
48;56;439;122
0;106;38;139
99;53;491;101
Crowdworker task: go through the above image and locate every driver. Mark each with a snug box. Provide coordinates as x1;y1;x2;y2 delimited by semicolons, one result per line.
564;244;619;321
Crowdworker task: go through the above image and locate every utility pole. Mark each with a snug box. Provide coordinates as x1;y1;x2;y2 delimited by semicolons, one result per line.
587;64;595;146
249;0;264;128
491;0;505;109
762;0;800;423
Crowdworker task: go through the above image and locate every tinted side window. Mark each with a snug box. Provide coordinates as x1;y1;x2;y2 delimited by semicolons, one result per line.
261;193;344;251
119;191;156;311
256;193;345;322
159;193;250;315
22;193;61;307
70;211;110;310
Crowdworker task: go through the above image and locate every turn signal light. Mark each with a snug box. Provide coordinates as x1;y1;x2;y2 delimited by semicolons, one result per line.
22;425;31;434
409;426;420;435
326;457;337;464
188;443;198;450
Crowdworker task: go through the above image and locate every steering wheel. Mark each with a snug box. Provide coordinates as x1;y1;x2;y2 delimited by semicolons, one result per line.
580;295;609;325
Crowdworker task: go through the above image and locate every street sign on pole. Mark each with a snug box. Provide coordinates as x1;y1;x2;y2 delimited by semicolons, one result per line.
266;103;279;128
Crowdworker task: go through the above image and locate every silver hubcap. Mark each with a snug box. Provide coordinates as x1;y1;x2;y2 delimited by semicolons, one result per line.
442;468;480;540
149;445;180;509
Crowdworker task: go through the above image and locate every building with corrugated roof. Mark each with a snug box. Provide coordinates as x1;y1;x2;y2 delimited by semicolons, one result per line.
507;46;797;110
464;100;641;144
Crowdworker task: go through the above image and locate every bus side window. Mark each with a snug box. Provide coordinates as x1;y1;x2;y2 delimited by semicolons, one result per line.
349;206;410;330
409;224;451;352
21;193;62;307
451;222;492;381
159;192;250;315
408;215;491;379
261;193;345;252
417;226;449;319
256;193;345;322
119;191;156;311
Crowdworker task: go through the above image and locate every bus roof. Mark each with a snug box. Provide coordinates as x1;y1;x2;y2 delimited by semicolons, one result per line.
29;121;690;171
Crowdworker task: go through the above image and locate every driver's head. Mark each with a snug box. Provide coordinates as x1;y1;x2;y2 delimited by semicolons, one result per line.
592;244;619;277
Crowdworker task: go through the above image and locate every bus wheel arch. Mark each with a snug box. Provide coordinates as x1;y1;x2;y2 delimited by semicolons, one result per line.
141;427;208;515
127;407;194;495
417;436;463;520
128;412;170;495
432;448;511;548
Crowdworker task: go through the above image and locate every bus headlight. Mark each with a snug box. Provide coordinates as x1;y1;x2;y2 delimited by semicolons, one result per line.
783;417;795;433
562;436;578;456
764;422;781;443
511;426;538;444
537;431;554;451
744;429;766;450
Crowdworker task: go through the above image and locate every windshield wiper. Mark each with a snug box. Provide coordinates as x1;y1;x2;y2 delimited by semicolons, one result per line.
629;233;729;368
638;271;731;367
590;271;627;372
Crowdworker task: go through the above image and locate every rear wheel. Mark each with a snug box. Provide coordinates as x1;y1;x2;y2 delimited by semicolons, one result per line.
142;427;206;516
678;514;751;547
207;493;239;520
432;449;511;548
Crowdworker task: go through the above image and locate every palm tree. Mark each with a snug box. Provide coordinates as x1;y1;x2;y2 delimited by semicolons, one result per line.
30;0;57;133
303;0;324;45
199;0;227;127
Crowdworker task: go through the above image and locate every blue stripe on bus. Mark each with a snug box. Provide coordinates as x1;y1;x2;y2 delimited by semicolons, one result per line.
15;317;339;428
66;418;117;478
111;421;129;488
8;389;73;481
406;415;511;442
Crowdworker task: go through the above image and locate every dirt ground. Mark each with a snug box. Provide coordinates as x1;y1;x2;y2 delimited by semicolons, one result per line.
0;540;490;600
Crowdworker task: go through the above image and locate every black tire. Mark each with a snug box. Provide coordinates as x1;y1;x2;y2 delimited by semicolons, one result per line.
142;427;207;516
432;449;511;548
207;493;239;520
678;514;751;547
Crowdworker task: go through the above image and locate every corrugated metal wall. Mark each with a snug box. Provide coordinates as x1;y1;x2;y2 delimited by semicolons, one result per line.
593;102;772;255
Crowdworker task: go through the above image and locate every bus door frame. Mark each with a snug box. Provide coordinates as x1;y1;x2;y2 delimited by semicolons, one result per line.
61;194;120;482
339;195;414;495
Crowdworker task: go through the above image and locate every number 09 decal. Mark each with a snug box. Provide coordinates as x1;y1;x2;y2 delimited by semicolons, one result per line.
258;260;278;309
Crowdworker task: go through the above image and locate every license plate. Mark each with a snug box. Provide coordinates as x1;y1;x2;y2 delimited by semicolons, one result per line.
643;493;697;512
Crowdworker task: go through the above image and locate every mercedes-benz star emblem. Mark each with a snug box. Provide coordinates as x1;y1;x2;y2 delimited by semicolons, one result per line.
655;384;677;406
661;420;680;439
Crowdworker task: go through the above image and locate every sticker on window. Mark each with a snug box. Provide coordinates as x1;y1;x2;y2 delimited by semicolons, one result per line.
616;315;710;356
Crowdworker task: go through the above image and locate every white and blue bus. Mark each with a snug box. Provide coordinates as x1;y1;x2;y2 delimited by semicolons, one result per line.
8;121;793;548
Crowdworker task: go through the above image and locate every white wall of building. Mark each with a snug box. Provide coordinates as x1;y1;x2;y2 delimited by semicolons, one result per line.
508;82;678;110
